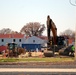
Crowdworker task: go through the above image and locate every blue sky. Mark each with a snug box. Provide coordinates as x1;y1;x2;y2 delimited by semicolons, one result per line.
0;0;75;35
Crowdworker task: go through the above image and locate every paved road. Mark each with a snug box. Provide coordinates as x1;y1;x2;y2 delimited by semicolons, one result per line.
0;68;76;75
0;62;76;75
0;68;76;72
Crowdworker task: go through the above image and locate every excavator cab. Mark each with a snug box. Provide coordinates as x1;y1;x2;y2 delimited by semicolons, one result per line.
57;36;65;45
8;43;17;50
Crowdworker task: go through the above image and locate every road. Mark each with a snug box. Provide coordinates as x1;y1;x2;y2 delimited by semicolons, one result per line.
0;62;76;75
0;68;76;72
0;68;76;75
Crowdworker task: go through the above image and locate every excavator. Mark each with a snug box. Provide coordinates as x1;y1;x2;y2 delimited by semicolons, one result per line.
44;15;75;57
44;15;65;57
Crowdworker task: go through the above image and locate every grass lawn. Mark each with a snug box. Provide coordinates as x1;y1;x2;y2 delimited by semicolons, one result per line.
0;57;74;62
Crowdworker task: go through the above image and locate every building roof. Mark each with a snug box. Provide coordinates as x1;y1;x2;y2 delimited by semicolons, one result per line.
0;34;24;38
38;36;48;40
25;36;48;40
0;34;48;41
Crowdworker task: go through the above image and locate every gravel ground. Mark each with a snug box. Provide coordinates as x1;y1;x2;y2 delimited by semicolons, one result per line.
0;72;76;75
0;64;76;68
0;61;76;68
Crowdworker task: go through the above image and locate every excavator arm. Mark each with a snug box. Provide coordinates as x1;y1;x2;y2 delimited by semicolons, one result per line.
51;21;57;45
47;15;57;47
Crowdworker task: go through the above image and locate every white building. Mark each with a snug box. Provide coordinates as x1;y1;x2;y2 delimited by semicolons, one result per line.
0;34;25;46
0;34;47;51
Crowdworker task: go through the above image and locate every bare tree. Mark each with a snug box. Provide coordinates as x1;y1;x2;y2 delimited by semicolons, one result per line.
0;28;12;34
59;29;75;39
0;28;19;34
20;22;45;36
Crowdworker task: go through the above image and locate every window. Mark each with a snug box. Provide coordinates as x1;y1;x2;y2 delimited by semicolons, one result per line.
1;39;4;42
19;39;21;42
13;39;16;42
33;40;35;43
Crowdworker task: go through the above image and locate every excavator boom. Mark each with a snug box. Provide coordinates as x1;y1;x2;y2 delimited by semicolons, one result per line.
47;15;57;46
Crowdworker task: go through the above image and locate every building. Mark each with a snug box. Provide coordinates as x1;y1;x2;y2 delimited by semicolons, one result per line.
0;34;47;52
0;34;25;46
22;36;46;51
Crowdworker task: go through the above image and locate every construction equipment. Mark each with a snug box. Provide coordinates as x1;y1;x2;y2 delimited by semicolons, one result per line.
59;44;75;57
6;43;25;57
44;15;65;57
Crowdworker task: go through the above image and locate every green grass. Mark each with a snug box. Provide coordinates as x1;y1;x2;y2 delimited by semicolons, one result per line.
0;57;74;62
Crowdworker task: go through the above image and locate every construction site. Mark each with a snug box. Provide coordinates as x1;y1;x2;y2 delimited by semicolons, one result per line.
0;15;75;58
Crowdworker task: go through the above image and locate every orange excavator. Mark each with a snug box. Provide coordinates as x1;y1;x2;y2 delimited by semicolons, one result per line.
44;15;64;57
